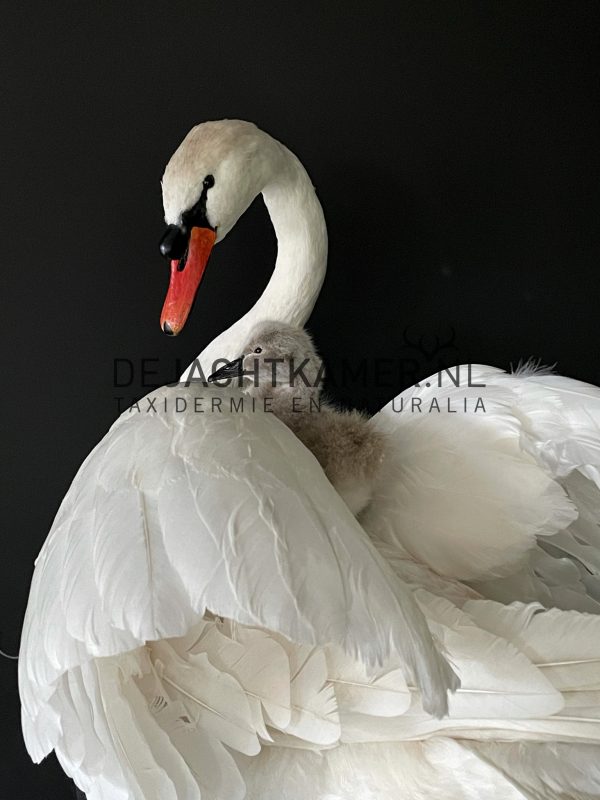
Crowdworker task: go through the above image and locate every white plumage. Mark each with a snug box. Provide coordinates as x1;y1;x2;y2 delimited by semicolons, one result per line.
19;120;600;798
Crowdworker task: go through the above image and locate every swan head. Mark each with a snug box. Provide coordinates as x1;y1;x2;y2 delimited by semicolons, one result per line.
159;120;278;336
207;321;324;400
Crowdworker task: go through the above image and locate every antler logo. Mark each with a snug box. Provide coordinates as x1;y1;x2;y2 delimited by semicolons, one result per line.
402;325;458;364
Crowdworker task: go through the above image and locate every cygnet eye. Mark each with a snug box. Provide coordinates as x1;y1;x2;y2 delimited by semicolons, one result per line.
254;347;262;354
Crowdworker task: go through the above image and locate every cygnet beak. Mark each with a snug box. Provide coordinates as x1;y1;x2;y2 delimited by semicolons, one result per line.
207;356;245;384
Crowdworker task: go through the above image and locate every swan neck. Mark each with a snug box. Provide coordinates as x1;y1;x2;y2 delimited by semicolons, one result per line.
256;145;328;327
191;141;327;375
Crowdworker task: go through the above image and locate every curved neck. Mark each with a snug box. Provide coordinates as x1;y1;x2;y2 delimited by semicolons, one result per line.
257;146;328;326
190;144;328;376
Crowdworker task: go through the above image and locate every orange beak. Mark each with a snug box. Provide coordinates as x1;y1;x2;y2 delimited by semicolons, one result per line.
160;226;217;335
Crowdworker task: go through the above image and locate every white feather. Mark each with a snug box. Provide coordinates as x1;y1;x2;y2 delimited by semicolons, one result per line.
275;641;341;746
463;599;600;698
150;699;245;800
465;741;600;800
188;623;292;729
94;657;177;800
150;640;261;756
325;645;411;717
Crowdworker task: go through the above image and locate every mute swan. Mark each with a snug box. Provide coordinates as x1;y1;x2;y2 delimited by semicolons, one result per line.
19;120;600;799
207;321;385;515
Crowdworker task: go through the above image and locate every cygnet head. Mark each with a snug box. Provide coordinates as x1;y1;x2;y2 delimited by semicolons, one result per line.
208;321;325;401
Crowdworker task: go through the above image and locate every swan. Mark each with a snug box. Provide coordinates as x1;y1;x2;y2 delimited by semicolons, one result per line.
19;119;600;799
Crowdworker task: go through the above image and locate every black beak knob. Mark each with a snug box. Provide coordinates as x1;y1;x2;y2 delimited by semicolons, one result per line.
159;225;188;260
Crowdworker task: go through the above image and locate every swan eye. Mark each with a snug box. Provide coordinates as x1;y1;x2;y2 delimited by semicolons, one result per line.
254;347;262;354
181;175;216;231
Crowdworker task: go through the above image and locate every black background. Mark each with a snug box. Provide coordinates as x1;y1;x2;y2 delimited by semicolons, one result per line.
1;2;599;797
